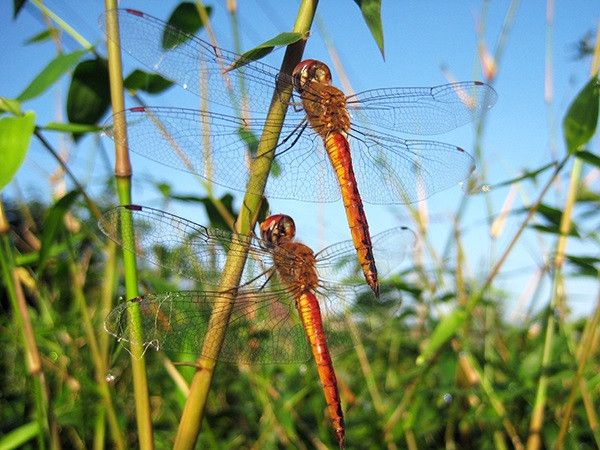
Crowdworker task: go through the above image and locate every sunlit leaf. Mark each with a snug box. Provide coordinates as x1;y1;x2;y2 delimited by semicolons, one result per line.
227;32;306;72
66;58;110;129
124;69;174;94
17;49;87;102
0;420;40;449
563;76;599;154
43;122;101;133
38;190;81;275
416;308;468;365
0;112;35;192
0;97;22;115
163;2;212;50
353;0;385;58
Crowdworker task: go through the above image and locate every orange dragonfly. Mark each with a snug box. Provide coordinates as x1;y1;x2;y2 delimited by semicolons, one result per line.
101;9;496;298
100;204;415;448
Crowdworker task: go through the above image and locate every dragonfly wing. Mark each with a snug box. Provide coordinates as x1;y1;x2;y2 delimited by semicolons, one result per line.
101;9;297;116
105;107;342;202
315;226;416;282
348;129;475;204
346;82;497;135
99;205;284;289
105;290;313;363
315;283;404;356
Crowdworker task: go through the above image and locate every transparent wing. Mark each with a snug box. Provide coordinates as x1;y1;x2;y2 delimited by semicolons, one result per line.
98;205;289;289
346;82;497;135
315;226;416;282
104;284;401;363
100;9;302;117
104;107;342;203
346;128;476;204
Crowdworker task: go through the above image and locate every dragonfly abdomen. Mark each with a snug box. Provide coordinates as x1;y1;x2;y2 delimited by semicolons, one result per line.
325;132;379;298
297;291;345;449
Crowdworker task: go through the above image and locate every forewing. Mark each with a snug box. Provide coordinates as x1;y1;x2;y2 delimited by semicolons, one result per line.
100;9;297;116
105;290;313;363
346;82;497;135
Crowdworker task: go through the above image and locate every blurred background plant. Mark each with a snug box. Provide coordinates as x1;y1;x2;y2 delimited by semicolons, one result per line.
1;1;599;449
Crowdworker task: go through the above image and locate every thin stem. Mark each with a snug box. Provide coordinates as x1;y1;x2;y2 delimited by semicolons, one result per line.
172;2;319;448
103;0;154;448
527;18;600;450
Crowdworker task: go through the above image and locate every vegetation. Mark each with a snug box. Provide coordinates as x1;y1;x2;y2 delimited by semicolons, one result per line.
1;1;599;449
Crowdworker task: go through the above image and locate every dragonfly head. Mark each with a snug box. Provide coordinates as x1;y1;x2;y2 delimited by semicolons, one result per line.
292;60;332;93
260;214;296;245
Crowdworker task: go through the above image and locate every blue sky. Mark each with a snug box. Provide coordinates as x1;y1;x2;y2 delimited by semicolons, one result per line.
2;1;599;317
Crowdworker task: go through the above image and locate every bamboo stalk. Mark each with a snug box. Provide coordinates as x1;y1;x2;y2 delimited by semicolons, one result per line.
172;2;319;448
102;1;154;448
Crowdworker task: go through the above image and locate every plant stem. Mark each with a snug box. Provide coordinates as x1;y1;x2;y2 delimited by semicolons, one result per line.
526;19;600;450
103;0;154;448
172;2;319;448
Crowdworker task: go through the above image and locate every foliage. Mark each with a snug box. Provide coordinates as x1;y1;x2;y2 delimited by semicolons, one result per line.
1;1;599;449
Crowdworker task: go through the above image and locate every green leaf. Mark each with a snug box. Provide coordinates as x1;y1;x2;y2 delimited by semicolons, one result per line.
24;29;54;45
353;0;385;58
416;308;468;365
0;112;35;192
563;76;599;154
566;254;600;277
13;0;26;19
38;190;81;275
170;194;237;231
124;69;174;94
227;32;307;72
163;2;212;50
0;420;40;449
489;161;556;189
17;49;87;102
575;149;600;168
42;122;102;134
66;58;111;129
0;97;23;115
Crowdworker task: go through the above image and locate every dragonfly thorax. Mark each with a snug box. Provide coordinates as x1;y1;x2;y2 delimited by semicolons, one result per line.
273;242;319;293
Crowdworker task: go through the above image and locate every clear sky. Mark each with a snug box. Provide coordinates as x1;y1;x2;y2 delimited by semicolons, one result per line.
2;1;599;318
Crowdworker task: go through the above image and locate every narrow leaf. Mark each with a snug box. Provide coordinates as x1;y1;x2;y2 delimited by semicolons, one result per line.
124;69;174;94
17;49;87;102
575;149;600;168
227;32;306;72
163;2;212;50
0;421;40;449
66;58;111;130
416;308;468;365
0;97;23;115
13;0;26;19
25;29;54;45
42;122;102;134
353;0;385;58
563;76;599;154
38;190;81;274
0;112;35;192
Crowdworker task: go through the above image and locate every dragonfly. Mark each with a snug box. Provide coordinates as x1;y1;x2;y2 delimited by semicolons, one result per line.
100;9;496;298
99;204;415;449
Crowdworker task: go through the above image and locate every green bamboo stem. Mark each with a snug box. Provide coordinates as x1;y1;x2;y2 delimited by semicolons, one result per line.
103;1;154;448
172;2;318;448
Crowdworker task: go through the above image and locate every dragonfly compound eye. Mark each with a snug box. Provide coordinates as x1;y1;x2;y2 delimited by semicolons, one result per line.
292;60;332;93
260;214;296;245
